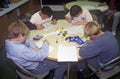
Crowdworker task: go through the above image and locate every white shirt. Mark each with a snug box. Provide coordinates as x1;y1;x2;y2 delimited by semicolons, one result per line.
30;11;53;25
65;9;93;22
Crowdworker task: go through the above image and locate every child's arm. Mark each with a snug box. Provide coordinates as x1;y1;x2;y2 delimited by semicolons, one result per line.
51;19;57;25
72;21;87;25
65;12;72;23
65;16;72;23
36;24;44;30
85;39;93;44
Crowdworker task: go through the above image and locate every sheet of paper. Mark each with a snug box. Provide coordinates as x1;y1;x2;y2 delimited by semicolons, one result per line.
42;31;57;37
49;45;54;53
64;26;84;35
57;44;78;62
36;41;54;53
43;22;54;31
36;41;43;48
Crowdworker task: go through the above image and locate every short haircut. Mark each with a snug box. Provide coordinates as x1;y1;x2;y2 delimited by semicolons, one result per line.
84;21;101;36
70;5;82;17
41;6;52;17
8;20;29;39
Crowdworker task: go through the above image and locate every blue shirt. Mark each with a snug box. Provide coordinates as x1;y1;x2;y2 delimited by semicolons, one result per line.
5;39;49;70
79;31;119;64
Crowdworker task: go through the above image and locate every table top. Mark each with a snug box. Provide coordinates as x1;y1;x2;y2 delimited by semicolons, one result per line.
28;20;86;61
65;1;108;12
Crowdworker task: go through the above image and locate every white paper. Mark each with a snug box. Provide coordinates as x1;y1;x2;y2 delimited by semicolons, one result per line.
36;41;43;48
49;45;54;53
65;26;84;35
36;41;54;53
43;31;57;37
43;22;54;31
57;44;78;62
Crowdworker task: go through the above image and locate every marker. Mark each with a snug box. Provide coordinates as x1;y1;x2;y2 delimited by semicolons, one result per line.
56;40;58;43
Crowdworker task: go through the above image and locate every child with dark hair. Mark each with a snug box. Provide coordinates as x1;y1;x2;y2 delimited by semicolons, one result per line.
65;5;93;25
29;6;56;30
70;5;82;17
41;6;52;17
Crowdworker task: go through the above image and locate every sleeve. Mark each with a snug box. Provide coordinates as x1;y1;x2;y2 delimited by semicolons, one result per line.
29;13;36;24
23;42;49;61
49;15;53;20
25;39;36;48
65;12;71;18
85;10;93;22
29;13;41;25
79;42;102;59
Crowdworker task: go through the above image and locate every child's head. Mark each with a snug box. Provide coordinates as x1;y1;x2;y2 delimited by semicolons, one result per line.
40;6;53;19
84;21;101;37
70;5;82;18
8;20;29;40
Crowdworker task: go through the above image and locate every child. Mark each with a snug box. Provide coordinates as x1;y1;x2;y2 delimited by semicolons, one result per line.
5;20;65;79
65;5;93;25
29;6;56;30
79;21;119;70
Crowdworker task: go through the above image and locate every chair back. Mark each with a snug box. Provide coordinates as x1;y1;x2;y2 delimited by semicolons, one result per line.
86;56;120;79
100;56;120;70
13;60;35;78
6;58;49;79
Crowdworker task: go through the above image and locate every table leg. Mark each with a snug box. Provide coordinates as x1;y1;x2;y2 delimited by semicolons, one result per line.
67;63;70;79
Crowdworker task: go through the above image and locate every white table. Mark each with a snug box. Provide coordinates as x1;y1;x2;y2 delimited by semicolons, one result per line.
28;20;86;60
28;20;86;79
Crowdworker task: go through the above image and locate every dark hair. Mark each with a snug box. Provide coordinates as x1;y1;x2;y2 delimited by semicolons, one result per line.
70;5;82;17
41;6;52;17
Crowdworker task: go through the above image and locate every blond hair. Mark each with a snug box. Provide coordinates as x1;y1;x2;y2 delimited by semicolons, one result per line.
8;20;29;39
84;21;101;36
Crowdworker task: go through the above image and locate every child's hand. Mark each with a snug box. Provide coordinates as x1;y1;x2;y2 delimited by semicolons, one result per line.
72;22;80;26
43;40;49;45
51;19;57;25
33;46;39;51
85;39;92;44
37;24;44;30
65;17;72;23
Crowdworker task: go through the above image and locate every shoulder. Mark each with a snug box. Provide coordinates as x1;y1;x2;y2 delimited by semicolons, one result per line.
104;31;113;35
31;11;40;17
82;9;90;14
65;12;70;16
82;9;89;12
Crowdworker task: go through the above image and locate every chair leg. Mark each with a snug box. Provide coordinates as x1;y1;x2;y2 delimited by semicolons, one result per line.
77;71;86;79
16;74;21;79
